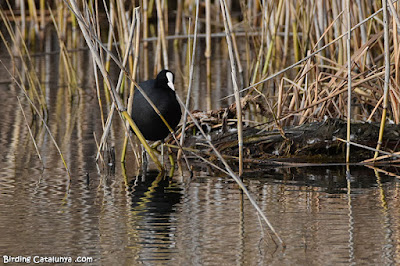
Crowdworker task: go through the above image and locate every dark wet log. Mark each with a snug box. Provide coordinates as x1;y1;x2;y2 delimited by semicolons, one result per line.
173;118;400;165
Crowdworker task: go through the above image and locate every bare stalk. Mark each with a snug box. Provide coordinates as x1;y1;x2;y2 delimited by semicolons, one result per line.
104;0;116;78
155;0;169;68
94;5;137;162
346;0;352;163
143;0;149;79
219;0;243;176
336;138;400;160
174;0;183;47
66;0;163;171
179;0;200;151
205;0;212;110
226;6;384;98
224;1;244;87
17;96;43;165
121;8;141;163
388;0;400;32
374;0;391;160
2;64;71;179
261;0;284;76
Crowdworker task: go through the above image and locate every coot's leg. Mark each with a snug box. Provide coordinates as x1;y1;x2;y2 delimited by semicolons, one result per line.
141;144;148;175
161;141;164;166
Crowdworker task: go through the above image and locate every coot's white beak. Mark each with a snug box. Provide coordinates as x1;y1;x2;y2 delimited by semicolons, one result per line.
166;72;175;91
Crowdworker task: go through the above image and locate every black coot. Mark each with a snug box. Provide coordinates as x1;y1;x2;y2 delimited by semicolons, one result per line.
131;70;182;141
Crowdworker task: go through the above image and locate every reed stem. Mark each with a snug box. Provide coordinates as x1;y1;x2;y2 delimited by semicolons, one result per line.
346;0;352;163
179;0;200;152
374;0;390;160
219;0;243;176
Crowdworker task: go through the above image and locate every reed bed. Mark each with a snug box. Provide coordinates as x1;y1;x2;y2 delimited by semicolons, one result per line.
2;1;398;124
1;0;400;246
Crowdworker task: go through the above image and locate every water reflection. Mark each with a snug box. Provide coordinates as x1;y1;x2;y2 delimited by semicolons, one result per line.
127;171;183;263
245;165;395;193
0;154;399;265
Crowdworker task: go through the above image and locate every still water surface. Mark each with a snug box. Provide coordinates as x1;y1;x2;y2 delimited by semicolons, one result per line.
0;38;399;265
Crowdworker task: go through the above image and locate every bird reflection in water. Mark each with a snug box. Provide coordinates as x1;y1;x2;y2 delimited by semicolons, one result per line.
127;170;183;260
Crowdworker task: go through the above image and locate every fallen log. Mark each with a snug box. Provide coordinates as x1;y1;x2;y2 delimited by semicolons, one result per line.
171;118;400;166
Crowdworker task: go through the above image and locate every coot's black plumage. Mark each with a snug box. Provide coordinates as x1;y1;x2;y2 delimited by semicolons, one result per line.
131;70;181;141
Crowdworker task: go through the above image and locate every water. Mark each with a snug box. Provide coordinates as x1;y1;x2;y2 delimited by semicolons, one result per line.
0;35;399;265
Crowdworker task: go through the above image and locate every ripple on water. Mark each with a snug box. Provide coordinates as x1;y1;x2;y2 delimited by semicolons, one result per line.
0;84;399;266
